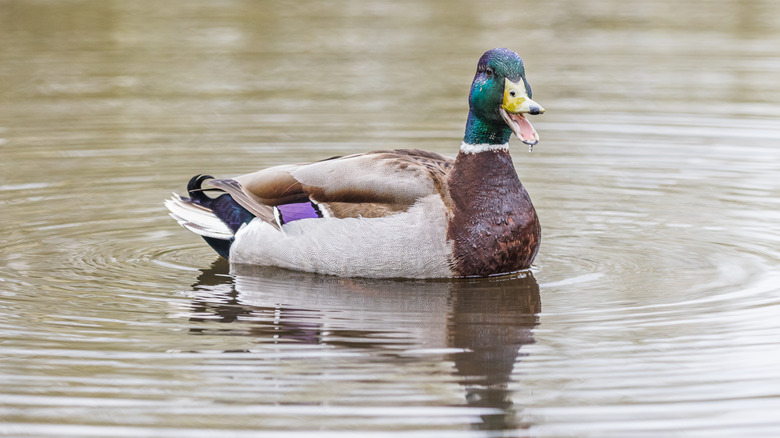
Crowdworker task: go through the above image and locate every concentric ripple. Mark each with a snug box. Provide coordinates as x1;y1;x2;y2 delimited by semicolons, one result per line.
3;109;780;437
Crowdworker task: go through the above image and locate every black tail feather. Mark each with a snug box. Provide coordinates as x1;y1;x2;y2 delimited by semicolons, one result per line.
187;174;217;204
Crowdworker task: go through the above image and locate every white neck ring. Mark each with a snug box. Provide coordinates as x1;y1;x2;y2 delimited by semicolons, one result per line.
459;142;509;154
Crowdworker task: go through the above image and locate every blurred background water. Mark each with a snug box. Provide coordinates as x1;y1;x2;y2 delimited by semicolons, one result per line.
2;0;780;436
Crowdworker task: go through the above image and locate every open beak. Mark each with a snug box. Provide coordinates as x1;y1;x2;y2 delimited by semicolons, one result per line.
500;78;545;146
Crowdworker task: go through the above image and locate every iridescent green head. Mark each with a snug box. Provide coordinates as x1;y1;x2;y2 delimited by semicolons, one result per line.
464;48;544;146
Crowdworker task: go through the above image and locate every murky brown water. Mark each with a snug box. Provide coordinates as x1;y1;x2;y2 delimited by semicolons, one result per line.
2;1;780;436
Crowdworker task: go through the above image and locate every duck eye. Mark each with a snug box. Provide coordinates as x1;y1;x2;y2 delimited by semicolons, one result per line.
486;67;493;76
509;90;517;97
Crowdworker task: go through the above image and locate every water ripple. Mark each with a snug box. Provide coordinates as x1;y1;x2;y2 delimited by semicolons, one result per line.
3;2;780;435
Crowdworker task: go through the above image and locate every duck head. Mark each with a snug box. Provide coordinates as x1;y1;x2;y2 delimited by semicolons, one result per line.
464;48;544;147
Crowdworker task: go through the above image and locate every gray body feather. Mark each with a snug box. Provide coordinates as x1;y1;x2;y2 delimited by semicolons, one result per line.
230;195;454;278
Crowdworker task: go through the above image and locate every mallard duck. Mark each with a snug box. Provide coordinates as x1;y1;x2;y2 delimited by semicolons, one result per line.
166;48;544;278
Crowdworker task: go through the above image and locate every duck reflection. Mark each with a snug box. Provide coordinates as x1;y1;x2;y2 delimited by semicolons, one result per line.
185;259;540;431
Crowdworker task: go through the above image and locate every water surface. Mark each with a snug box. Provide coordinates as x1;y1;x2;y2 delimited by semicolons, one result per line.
2;1;780;436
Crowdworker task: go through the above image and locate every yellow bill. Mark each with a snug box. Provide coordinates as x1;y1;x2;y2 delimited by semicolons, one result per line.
500;78;545;146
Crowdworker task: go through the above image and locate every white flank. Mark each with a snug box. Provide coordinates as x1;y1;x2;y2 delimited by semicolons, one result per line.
459;142;509;154
230;194;454;279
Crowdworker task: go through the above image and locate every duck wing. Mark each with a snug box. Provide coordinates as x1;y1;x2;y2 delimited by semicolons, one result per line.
207;149;454;220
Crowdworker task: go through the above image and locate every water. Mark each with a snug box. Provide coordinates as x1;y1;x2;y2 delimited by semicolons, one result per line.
2;1;780;436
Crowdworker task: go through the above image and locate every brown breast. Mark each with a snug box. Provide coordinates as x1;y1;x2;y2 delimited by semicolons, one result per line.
445;149;541;277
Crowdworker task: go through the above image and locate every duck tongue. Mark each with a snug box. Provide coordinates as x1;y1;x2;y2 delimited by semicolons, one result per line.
500;109;539;146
